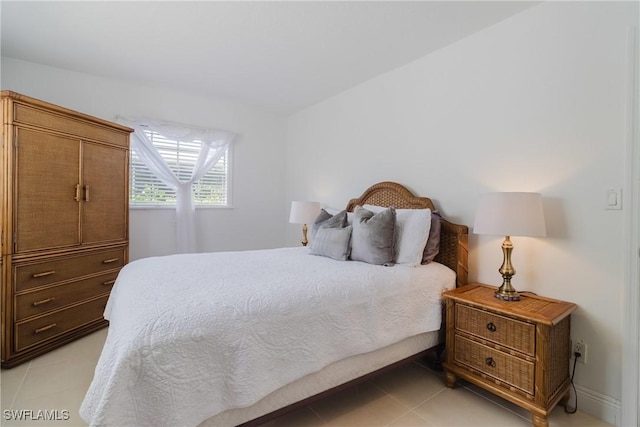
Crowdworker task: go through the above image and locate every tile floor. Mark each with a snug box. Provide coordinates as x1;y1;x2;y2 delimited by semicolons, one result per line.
1;329;612;427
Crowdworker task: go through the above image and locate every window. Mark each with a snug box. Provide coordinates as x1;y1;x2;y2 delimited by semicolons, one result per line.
130;129;231;207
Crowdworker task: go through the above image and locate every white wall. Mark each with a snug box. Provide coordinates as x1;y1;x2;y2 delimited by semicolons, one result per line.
286;2;638;424
1;57;288;260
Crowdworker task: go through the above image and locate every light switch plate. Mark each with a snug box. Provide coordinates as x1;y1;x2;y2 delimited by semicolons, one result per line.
605;188;622;210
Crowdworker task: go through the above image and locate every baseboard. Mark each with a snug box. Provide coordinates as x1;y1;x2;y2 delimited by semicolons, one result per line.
574;384;621;426
461;376;620;425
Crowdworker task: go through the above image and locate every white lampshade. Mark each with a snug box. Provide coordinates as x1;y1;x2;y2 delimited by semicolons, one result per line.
474;192;546;237
289;201;321;224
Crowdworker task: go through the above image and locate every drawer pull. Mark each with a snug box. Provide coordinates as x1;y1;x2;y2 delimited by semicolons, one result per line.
32;297;56;307
34;323;57;334
32;270;56;278
485;357;496;368
102;280;116;286
102;258;119;264
486;322;497;332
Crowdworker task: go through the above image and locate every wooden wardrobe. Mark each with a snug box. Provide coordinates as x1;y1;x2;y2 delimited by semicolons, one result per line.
1;91;132;368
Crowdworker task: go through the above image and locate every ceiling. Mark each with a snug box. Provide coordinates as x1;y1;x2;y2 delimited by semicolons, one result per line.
1;1;538;116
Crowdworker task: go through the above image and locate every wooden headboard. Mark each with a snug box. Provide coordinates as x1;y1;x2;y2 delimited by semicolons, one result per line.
346;181;469;287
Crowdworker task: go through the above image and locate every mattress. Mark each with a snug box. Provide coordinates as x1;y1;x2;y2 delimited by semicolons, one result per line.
81;247;455;427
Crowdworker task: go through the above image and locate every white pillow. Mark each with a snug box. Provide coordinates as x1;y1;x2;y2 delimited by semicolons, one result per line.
363;205;431;266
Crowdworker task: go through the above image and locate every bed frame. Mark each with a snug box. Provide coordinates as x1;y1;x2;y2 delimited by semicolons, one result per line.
238;181;468;426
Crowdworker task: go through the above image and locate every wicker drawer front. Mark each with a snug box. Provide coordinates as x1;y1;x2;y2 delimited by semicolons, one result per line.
15;295;109;352
15;271;118;321
13;104;128;147
456;305;535;355
15;248;125;291
454;334;534;395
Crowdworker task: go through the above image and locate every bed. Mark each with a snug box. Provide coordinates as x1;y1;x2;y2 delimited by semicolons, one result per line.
80;181;468;427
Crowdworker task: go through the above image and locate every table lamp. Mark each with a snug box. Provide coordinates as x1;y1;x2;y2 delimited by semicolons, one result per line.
289;201;321;246
473;192;546;301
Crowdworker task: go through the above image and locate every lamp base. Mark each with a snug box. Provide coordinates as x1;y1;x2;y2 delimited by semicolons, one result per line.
495;236;520;301
494;287;520;301
301;223;309;247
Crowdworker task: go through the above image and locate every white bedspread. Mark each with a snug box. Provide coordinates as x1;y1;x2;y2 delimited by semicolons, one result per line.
80;247;455;427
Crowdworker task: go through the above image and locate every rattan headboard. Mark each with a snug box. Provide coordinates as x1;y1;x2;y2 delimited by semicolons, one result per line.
346;181;469;287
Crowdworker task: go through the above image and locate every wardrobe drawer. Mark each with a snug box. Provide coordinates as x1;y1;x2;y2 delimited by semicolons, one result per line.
14;248;125;291
15;271;118;321
454;334;534;395
15;295;109;352
13;103;129;146
455;304;535;356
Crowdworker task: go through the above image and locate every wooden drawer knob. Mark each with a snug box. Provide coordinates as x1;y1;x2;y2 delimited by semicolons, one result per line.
486;322;497;332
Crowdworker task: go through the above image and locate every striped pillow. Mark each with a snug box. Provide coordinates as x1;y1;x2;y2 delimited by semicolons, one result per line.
309;225;352;261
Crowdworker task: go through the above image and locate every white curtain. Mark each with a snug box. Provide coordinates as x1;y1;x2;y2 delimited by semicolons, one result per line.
117;116;235;254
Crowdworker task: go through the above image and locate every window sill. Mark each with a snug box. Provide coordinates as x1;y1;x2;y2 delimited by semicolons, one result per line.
129;205;234;210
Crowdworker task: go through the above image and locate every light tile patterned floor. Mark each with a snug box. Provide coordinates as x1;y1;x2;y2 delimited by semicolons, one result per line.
1;329;612;427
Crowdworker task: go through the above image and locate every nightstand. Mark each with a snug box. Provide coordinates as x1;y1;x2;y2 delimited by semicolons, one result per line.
442;283;577;427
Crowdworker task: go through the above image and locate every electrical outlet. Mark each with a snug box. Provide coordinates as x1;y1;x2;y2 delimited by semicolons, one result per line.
572;339;587;364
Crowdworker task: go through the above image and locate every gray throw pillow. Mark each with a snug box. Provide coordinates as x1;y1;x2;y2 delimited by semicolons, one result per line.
350;206;396;265
309;226;352;261
422;211;442;264
310;209;347;243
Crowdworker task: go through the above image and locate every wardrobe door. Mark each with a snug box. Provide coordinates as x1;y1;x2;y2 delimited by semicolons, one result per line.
81;142;128;245
14;128;81;253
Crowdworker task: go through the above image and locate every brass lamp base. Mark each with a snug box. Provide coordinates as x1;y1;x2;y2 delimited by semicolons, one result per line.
494;285;520;301
301;223;309;247
495;235;521;301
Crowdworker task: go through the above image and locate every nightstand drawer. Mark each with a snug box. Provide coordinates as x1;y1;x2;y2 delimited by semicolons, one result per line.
456;304;535;355
454;334;534;395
